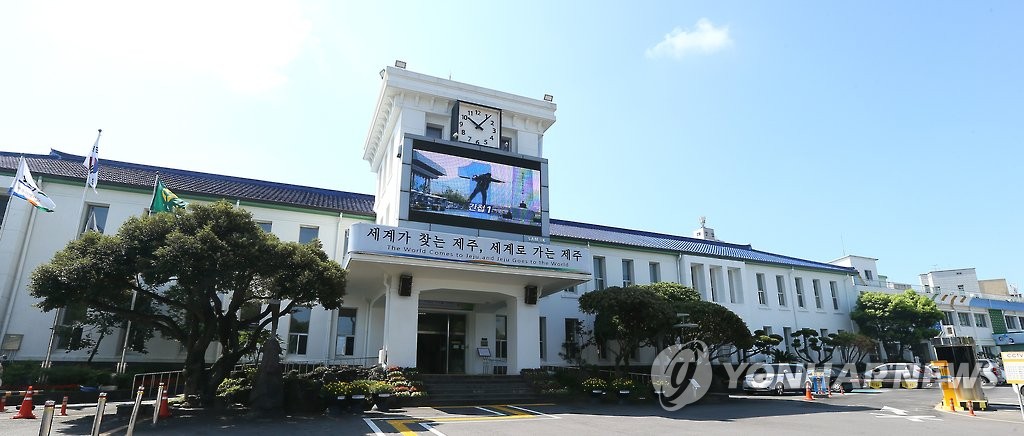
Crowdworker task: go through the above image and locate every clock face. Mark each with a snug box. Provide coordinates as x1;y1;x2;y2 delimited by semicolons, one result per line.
454;102;500;147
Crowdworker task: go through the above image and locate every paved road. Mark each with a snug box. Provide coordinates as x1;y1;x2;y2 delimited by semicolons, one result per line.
1;386;1020;435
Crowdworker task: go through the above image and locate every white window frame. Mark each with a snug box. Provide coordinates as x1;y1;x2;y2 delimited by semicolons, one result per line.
812;279;823;309
756;273;767;306
776;275;787;307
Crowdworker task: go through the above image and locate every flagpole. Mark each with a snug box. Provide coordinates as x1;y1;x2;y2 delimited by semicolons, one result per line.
119;170;158;373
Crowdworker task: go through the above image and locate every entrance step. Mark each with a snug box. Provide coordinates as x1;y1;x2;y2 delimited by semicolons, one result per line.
416;374;542;406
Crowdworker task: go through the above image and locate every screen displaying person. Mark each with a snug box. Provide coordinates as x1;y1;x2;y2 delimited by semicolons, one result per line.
461;172;504;206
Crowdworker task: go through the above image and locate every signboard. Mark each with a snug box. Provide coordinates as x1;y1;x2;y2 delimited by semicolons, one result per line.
995;332;1024;346
1002;351;1024;385
347;223;591;274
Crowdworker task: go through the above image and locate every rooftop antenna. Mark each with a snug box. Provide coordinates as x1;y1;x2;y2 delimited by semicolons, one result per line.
840;234;846;256
699;216;706;228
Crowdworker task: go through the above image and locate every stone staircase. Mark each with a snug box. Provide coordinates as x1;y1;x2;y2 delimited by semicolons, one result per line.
416;374;541;406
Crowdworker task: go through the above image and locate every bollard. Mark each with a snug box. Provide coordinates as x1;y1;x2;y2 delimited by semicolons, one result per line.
967;400;976;416
125;386;145;436
949;398;956;412
38;400;55;436
60;396;68;416
90;393;107;436
152;383;165;425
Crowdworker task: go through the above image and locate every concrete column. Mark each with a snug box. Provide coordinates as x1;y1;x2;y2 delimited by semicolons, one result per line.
508;296;540;374
382;277;419;368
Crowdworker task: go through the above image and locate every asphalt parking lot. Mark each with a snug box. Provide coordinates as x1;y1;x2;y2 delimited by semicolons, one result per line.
1;385;1021;435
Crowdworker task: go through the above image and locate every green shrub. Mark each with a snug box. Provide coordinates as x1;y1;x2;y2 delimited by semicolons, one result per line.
611;378;635;392
215;377;253;406
582;378;607;391
43;366;112;386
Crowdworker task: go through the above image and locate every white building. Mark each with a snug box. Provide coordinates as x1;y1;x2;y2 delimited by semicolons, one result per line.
1;66;870;374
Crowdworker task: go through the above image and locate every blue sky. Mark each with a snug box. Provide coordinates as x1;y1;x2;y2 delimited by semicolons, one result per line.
1;1;1021;289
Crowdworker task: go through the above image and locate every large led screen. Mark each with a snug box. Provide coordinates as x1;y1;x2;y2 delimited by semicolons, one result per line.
407;139;543;236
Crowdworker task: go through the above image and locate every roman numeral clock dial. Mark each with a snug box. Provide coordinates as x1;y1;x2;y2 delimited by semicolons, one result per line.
451;101;501;147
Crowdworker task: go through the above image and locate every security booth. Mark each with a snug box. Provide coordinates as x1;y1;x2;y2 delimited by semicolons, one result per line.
932;336;987;412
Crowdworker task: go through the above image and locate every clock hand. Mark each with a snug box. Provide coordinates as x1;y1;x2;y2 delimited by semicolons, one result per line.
467;115;485;130
480;114;492;128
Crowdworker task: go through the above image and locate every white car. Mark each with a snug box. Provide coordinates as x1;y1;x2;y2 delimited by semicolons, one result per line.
743;364;807;395
864;363;935;388
977;359;1007;385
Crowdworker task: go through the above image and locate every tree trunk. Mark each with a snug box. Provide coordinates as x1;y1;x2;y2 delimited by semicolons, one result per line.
86;330;106;364
183;343;209;404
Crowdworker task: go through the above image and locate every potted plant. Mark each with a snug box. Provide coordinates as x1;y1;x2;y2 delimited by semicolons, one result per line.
370;381;396;412
323;381;352;415
349;380;373;413
611;378;635;403
582;378;607;401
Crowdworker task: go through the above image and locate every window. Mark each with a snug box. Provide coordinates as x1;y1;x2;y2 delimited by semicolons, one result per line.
563;285;577;294
287;307;311;355
865;270;873;280
974;313;987;328
299;226;319;244
56;305;88;349
762;326;773;336
957;284;965;293
829;281;840;310
1005;315;1020;330
727;268;742;304
495;315;508;359
709;267;721;302
756;273;767;305
783;327;793;351
336;308;357;356
942;311;955;326
812;279;823;309
837;329;846;335
593;257;606;290
500;136;512;152
622;259;634;287
425;125;444;139
564;318;581;360
957;312;971;326
1019;316;1024;330
81;204;109;234
776;275;787;306
820;328;829;337
794;278;805;308
0;195;9;229
539;317;547;360
649;262;661;283
257;221;272;233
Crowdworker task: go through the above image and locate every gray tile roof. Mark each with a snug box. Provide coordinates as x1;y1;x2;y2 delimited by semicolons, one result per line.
0;150;376;215
2;149;853;274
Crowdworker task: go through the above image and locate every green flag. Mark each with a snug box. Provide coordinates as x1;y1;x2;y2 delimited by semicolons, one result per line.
151;180;188;213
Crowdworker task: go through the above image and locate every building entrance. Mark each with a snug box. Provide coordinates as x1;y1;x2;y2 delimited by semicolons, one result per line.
416;312;467;374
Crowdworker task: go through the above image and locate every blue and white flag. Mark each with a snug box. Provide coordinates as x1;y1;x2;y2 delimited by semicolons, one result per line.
83;130;101;192
8;157;56;212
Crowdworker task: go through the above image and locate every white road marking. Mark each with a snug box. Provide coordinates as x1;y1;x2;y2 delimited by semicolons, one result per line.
363;417;387;436
475;406;504;416
505;404;561;419
421;423;448;436
872;406;940;422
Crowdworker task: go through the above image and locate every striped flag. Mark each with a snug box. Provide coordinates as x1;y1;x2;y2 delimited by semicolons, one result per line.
83;130;101;192
8;157;56;212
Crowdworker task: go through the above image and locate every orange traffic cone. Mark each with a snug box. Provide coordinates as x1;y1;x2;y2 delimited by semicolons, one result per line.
804;383;814;401
12;386;36;419
60;396;68;416
948;398;956;412
157;391;172;419
967;401;975;416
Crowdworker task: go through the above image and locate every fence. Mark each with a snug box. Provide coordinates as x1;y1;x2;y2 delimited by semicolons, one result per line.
131;370;184;400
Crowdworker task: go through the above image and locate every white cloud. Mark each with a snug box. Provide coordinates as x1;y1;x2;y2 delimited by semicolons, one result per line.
27;0;312;94
645;18;732;60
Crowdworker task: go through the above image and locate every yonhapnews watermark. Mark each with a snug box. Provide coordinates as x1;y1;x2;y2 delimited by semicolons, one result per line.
650;340;713;411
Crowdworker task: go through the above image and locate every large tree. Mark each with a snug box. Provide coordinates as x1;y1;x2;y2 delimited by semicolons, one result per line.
787;328;837;365
30;201;347;404
578;285;676;374
850;290;942;360
676;299;754;361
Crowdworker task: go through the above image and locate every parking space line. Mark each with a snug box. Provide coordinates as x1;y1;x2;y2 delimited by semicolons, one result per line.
389;419;422;436
488;405;528;416
420;422;447;436
505;404;560;419
474;406;504;415
364;417;388;436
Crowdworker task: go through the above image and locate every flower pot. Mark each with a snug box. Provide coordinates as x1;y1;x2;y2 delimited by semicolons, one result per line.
374;393;393;412
328;395;347;416
350;395;368;413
